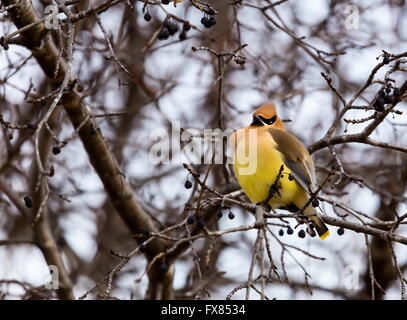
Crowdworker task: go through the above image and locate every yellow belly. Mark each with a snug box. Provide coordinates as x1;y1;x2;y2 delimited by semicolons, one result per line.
232;129;306;208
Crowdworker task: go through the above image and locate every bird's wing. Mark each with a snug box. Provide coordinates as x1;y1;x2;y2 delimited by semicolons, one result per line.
267;128;316;193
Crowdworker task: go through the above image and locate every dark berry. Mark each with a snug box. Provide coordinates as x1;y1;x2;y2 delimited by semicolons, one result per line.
163;20;173;28
298;230;306;238
187;215;195;224
208;16;216;26
217;211;223;219
158;28;170;40
144;13;152;22
383;56;390;64
279;229;284;236
161;0;170;4
337;227;345;235
165;21;179;35
374;96;385;111
159;263;169;272
23;195;33;208
142;228;150;236
234;56;246;65
228;211;235;220
179;31;187;41
139;244;146;252
393;88;401;97
201;17;211;28
384;94;394;104
287;226;294;235
183;22;191;31
312;199;319;208
184;180;192;189
197;219;205;228
52;146;61;155
49;165;55;177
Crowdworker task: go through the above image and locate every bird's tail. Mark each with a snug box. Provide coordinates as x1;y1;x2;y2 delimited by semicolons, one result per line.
304;206;330;240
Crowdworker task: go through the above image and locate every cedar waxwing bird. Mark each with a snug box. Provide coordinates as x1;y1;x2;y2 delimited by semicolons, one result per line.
231;103;330;240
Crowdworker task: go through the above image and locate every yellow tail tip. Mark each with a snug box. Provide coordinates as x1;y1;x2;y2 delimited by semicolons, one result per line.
319;230;330;240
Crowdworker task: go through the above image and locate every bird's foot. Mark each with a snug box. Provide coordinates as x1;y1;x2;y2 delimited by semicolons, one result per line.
256;201;271;211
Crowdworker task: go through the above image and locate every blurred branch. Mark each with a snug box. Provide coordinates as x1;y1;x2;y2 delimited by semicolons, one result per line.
29;95;75;300
309;51;407;154
0;239;33;246
1;0;173;299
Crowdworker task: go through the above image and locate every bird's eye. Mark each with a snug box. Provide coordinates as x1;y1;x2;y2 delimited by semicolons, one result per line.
251;115;277;126
263;116;277;125
257;115;276;125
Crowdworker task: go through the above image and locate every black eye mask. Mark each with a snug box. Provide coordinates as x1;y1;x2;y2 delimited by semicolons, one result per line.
251;115;277;126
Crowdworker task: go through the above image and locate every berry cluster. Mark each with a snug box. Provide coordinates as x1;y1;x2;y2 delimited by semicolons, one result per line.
278;227;307;238
144;2;217;39
180;22;191;41
373;86;401;111
200;6;216;28
201;16;216;28
216;206;235;220
157;19;191;42
234;56;246;66
157;19;178;40
278;225;346;238
186;215;205;228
